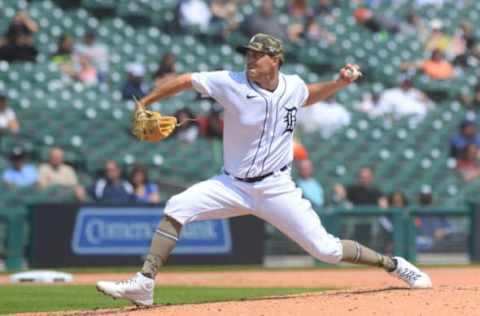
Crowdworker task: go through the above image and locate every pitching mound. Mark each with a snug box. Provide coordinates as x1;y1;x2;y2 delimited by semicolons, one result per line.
7;267;480;316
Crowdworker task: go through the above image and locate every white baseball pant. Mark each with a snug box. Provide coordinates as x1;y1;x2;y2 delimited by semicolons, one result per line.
164;170;343;264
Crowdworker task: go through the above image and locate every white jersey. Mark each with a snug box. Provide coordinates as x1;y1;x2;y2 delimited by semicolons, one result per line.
191;70;309;178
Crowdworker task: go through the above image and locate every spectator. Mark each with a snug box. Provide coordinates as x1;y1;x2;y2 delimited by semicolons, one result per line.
424;19;452;55
240;0;288;41
210;0;239;36
399;10;428;39
0;11;38;62
2;11;38;45
366;78;433;121
74;55;98;86
0;94;20;135
452;22;477;68
449;120;480;158
293;139;309;161
37;147;86;200
130;165;161;203
74;31;109;81
455;144;480;182
358;91;381;114
295;159;324;209
460;83;480;112
153;53;177;87
302;15;336;44
174;107;199;143
354;6;398;34
333;167;389;207
297;97;351;137
286;0;313;42
88;160;135;203
177;0;212;31
401;49;455;80
415;185;453;251
198;105;223;139
314;0;334;16
2;147;37;188
389;191;409;208
121;62;149;101
51;34;76;77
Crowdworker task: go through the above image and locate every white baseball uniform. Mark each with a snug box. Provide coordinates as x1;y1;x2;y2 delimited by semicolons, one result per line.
164;70;343;264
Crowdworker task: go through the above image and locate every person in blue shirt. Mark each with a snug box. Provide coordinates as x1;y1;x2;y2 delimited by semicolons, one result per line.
130;165;161;204
295;159;324;210
88;160;135;203
450;119;480;158
2;147;37;187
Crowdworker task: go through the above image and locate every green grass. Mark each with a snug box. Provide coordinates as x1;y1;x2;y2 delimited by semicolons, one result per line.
0;284;328;314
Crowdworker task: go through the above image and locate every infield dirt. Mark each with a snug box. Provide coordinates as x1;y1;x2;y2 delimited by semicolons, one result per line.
5;267;479;316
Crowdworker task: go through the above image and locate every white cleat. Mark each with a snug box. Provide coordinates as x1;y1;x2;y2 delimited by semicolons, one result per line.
96;272;154;306
390;256;432;289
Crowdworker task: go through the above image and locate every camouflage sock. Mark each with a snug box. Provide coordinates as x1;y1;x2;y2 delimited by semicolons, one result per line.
141;216;182;279
341;240;396;271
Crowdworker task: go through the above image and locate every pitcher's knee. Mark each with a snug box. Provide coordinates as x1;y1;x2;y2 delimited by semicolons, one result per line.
309;238;343;264
163;193;192;225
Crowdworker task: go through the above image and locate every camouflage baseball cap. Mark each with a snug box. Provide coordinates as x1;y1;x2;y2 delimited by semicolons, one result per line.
237;33;284;62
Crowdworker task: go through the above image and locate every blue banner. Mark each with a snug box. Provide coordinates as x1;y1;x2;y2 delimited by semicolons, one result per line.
71;207;232;255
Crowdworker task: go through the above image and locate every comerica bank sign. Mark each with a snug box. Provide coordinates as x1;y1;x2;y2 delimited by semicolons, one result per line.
71;207;232;255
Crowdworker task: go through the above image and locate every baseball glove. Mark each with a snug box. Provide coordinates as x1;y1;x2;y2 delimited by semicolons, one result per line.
132;107;177;142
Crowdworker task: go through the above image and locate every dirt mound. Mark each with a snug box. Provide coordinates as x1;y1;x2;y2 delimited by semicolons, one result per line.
8;267;480;316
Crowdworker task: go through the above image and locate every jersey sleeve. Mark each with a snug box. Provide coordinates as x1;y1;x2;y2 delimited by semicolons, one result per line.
191;71;230;100
295;75;309;107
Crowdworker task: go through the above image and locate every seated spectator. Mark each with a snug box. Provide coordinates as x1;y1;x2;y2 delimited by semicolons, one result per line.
51;34;76;77
302;15;336;44
286;0;313;42
197;105;223;139
295;159;324;209
358;91;381;114
365;78;433;121
314;0;334;16
333;167;389;207
122;62;149;101
177;0;212;31
399;10;428;39
293;139;309;161
401;49;455;80
174;107;199;143
0;94;20;135
456;144;480;182
74;55;98;86
0;11;38;62
210;0;239;36
2;147;37;188
297;97;351;137
354;6;398;34
415;185;453;251
424;19;452;55
449;120;480;158
130;165;161;203
453;22;478;68
240;0;288;41
389;191;409;208
74;31;109;81
153;53;177;87
88;160;135;203
38;147;86;200
460;83;480;111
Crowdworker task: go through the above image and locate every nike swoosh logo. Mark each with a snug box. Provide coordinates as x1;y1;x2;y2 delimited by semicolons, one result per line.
246;94;257;99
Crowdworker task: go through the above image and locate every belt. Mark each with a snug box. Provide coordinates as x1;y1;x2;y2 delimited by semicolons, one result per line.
225;165;289;183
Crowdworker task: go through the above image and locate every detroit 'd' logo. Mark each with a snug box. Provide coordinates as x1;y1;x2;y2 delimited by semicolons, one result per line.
283;107;297;134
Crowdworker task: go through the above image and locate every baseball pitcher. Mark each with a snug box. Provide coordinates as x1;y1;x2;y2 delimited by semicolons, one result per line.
97;33;432;306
